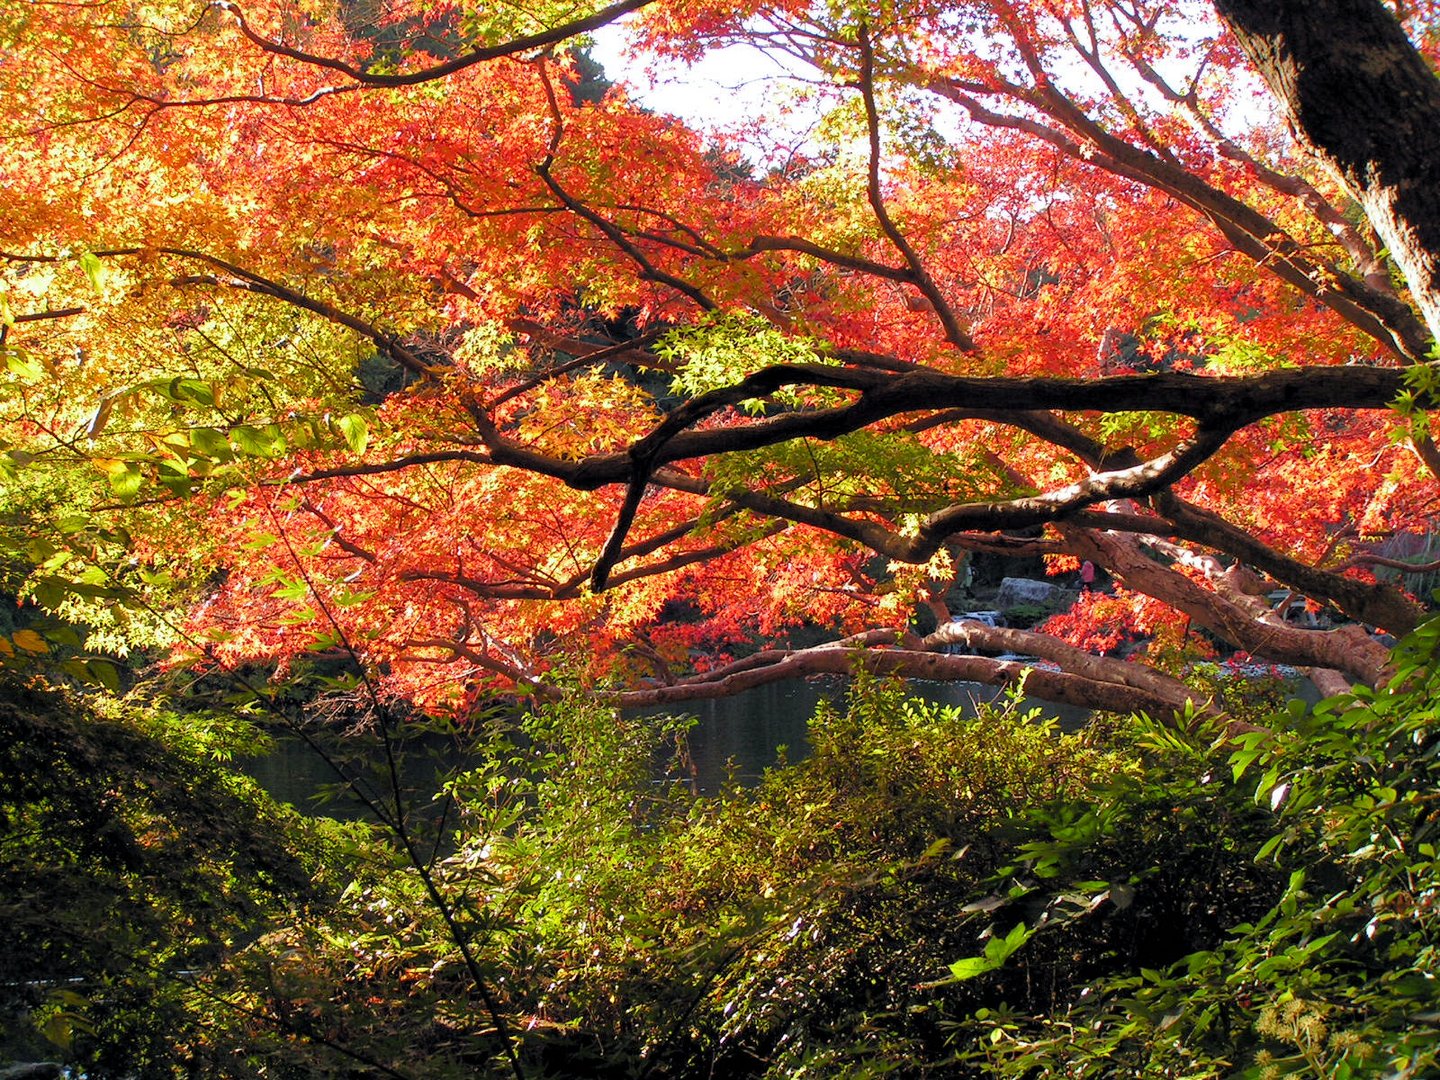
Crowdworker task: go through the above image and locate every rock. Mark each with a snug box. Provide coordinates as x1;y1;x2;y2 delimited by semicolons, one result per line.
994;577;1076;611
0;1064;64;1080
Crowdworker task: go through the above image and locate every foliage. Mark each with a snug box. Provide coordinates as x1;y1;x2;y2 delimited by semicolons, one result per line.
0;679;337;1076
4;0;1440;1076
953;617;1440;1078
1;0;1436;720
208;675;1152;1077
1041;587;1209;665
647;676;1136;1077
661;312;833;405
8;620;1440;1078
111;674;1136;1078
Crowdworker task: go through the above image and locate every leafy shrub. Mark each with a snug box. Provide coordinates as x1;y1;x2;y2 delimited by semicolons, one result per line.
0;679;330;1076
955;616;1440;1078
46;626;1440;1079
457;675;1140;1078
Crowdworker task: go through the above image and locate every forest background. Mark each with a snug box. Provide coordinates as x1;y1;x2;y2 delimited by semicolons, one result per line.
4;0;1440;1075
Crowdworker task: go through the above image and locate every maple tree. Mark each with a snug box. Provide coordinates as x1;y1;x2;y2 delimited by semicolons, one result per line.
3;0;1440;723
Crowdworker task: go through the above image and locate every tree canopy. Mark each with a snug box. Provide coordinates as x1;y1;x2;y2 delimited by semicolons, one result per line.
3;0;1440;715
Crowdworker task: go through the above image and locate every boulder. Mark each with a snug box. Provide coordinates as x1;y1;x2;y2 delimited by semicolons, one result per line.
994;577;1077;611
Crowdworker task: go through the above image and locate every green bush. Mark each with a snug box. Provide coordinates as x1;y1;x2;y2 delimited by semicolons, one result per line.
0;679;332;1076
456;676;1141;1078
955;617;1440;1078
28;625;1438;1079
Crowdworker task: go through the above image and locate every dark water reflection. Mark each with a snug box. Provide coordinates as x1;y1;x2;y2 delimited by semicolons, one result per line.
645;676;1090;792
240;677;1091;816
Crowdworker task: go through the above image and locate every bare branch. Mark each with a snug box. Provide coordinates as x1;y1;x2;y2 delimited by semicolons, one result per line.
218;0;654;88
11;306;87;323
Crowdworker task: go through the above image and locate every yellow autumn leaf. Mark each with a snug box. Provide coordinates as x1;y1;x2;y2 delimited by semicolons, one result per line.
11;629;49;653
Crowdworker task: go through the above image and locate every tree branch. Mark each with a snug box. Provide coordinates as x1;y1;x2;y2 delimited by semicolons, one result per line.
218;0;654;88
856;26;977;353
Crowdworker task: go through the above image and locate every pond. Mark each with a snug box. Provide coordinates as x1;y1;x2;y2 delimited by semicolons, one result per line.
643;676;1092;791
240;676;1092;817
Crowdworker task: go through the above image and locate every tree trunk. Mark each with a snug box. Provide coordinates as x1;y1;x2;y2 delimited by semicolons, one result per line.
1213;0;1440;345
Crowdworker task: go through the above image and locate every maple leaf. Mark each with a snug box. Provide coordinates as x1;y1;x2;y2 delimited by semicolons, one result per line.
1;0;1437;720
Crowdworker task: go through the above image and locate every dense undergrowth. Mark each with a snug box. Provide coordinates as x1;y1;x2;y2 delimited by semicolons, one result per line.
4;624;1440;1077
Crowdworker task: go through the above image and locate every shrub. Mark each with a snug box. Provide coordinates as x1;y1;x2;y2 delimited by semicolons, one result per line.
955;617;1440;1078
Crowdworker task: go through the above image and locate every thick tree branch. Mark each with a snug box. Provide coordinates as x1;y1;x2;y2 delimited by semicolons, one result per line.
1153;491;1425;634
919;619;1210;714
491;322;669;409
428;631;1210;725
734;235;916;283
1214;0;1440;342
166;252;432;377
402;515;787;600
922;406;1426;633
11;306;87;324
470;363;1414;494
1064;526;1393;685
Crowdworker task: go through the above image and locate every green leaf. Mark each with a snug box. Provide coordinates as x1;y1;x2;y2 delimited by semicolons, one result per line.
104;459;144;498
157;471;192;497
1000;921;1030;954
1255;832;1286;862
164;376;216;406
336;413;369;454
278;604;317;625
78;250;106;293
240;531;279;552
85;659;122;692
5;348;46;381
56;514;92;535
190;427;233;461
230;424;287;457
40;1007;76;1050
947;956;998;981
1230;747;1262;782
30;578;66;610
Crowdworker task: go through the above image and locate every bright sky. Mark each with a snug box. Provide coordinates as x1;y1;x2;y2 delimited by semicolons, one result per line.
587;14;1274;165
587;22;827;160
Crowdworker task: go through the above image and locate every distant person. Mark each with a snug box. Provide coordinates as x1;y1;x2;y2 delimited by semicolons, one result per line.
1080;560;1096;592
